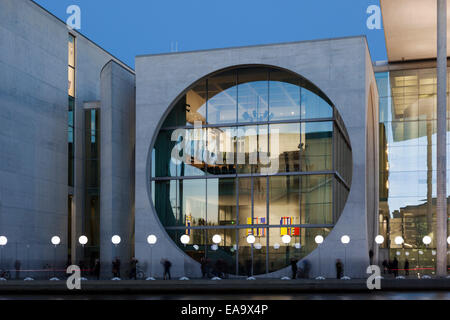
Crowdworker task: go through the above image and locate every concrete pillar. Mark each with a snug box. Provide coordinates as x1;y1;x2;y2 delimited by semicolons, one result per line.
99;61;136;279
436;0;448;277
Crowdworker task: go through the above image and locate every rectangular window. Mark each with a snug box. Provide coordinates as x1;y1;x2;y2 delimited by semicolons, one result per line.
68;34;75;187
269;175;300;225
301;121;333;171
206;178;237;226
68;96;75;187
207;70;237;124
68;34;75;97
301;174;333;225
269;70;301;121
181;179;207;227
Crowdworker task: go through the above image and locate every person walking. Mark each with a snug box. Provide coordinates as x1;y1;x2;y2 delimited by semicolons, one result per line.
129;257;138;280
112;257;121;278
14;260;21;280
369;249;374;265
382;259;388;274
290;258;298;279
206;258;212;278
336;259;343;279
404;258;410;276
301;259;311;279
161;258;172;280
392;257;399;278
93;258;100;280
200;258;207;278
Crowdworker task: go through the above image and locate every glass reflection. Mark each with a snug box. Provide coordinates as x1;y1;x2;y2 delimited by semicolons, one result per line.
206;229;237;276
301;88;332;119
238;68;268;122
253;177;268;229
206;127;236;175
377;68;450;272
301;175;333;224
269;176;300;225
269;69;300;121
207;70;237;124
186;81;207;125
238;178;251;225
207;178;237;226
236;125;268;174
269;123;300;173
301;122;333;171
181;179;206;227
152;66;351;275
154;180;180;226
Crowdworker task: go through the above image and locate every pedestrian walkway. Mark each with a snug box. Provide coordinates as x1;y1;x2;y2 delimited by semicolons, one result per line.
0;278;449;293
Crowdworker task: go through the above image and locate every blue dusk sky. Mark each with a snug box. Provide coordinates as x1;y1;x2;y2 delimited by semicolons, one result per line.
33;0;387;69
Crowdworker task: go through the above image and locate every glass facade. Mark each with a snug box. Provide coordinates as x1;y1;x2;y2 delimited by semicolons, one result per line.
84;109;100;266
67;34;75;261
151;67;351;275
376;69;450;275
68;34;75;187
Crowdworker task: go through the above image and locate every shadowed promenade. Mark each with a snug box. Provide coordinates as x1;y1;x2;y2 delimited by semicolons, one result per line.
0;279;449;294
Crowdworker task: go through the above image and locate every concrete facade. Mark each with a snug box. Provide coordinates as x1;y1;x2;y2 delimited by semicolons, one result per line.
0;0;385;280
100;61;135;278
135;37;379;278
0;0;134;278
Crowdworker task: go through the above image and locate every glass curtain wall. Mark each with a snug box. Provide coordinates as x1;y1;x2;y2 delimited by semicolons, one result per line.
376;68;450;275
68;34;75;262
152;67;352;276
84;109;100;269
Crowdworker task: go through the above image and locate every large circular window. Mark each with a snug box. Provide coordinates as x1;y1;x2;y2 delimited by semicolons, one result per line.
151;66;351;276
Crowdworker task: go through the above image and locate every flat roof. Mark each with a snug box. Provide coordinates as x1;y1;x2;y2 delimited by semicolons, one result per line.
136;35;368;59
381;0;450;62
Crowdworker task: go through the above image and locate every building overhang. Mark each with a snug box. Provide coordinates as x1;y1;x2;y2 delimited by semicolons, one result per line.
381;0;450;62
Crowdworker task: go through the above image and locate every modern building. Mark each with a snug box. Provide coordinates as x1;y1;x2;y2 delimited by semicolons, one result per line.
0;0;448;279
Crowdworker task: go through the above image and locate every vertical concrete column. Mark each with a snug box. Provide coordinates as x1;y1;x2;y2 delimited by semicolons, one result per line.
100;61;136;278
436;0;448;277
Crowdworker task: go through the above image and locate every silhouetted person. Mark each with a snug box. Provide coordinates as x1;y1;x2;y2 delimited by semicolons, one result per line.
93;259;100;280
161;258;172;280
382;259;388;274
369;249;374;265
200;258;208;278
78;260;86;278
299;259;311;279
336;259;343;279
129;257;138;279
215;259;225;278
290;259;298;279
14;260;21;280
246;259;252;277
112;257;121;278
206;258;212;278
404;258;409;276
392;257;399;277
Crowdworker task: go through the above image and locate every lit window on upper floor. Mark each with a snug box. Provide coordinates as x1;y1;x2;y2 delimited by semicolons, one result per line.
68;34;75;97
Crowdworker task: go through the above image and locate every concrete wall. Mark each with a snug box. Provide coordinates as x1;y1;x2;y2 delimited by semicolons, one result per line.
0;0;134;278
71;25;133;268
0;0;69;276
135;37;379;279
100;61;135;278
